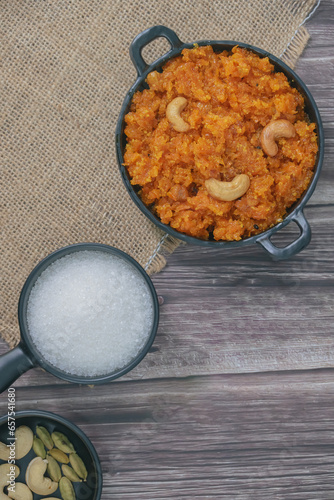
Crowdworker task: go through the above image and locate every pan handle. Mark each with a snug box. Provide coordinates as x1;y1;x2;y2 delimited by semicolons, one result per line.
256;210;311;260
0;343;35;393
130;25;183;76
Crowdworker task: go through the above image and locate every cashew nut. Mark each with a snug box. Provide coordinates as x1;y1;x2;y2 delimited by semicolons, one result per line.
205;174;250;201
0;426;33;461
0;464;20;500
15;426;34;460
260;119;296;156
7;483;33;500
0;441;10;461
166;97;190;132
25;457;58;496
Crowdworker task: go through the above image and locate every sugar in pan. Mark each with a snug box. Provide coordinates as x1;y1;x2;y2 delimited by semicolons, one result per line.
0;244;158;392
26;250;155;377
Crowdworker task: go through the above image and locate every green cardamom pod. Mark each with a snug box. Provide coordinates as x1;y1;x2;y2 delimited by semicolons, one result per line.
51;432;75;454
36;425;54;449
32;436;46;459
47;454;62;482
69;453;88;480
48;448;70;464
59;476;76;500
62;464;82;482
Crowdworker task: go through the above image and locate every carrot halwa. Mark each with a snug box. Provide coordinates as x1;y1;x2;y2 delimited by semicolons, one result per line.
123;45;318;241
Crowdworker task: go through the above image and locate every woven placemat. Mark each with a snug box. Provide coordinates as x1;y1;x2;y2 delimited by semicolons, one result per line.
1;0;319;347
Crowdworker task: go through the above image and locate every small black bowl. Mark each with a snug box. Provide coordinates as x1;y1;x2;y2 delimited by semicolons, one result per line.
0;243;159;393
0;410;102;499
116;25;324;260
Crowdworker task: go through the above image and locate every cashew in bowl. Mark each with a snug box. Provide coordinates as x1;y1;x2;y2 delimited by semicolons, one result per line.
15;426;34;460
260;119;296;156
7;483;33;500
166;97;190;132
205;174;250;201
0;464;20;500
25;457;58;496
0;441;10;461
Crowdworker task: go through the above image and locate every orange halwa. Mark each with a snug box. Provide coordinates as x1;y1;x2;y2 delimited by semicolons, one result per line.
123;45;318;241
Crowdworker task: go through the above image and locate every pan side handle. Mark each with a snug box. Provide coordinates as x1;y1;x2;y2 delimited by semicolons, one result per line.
130;25;183;76
256;210;311;260
0;343;35;394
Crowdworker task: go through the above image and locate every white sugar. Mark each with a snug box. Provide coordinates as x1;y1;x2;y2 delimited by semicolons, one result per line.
26;250;154;377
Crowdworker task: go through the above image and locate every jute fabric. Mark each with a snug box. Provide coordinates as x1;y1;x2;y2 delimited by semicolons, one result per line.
1;0;319;346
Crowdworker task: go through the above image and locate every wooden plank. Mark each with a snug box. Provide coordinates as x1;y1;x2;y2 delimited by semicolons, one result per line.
0;205;333;390
1;371;334;499
0;0;333;389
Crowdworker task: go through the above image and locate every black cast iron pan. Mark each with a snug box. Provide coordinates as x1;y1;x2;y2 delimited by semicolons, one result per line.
115;25;324;260
0;243;159;393
0;410;103;499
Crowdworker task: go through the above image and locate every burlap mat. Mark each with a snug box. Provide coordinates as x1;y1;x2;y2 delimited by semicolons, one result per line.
1;0;319;347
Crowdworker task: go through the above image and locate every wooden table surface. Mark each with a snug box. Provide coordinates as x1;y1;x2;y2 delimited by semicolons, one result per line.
1;2;333;498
